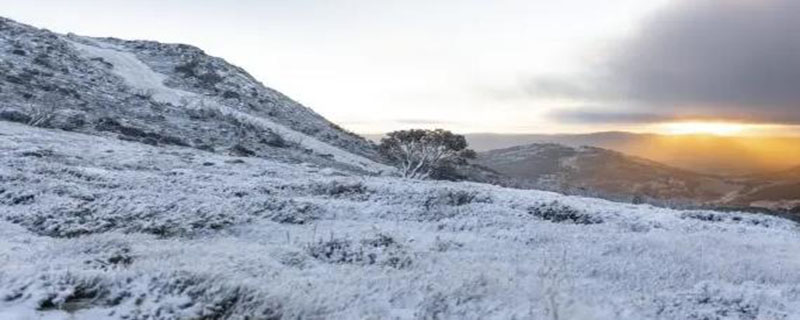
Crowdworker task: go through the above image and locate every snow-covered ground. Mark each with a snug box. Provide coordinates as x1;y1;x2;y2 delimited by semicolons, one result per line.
1;121;800;319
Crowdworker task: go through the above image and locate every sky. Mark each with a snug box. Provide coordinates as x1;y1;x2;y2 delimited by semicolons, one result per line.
1;0;798;136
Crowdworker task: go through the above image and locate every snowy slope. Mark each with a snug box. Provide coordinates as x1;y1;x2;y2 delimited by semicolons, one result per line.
191;101;392;173
477;143;800;213
476;143;744;205
68;39;193;106
68;37;390;173
463;132;800;176
0;16;386;173
2;122;799;319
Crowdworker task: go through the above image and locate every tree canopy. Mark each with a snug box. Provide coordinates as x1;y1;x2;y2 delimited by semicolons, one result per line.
379;129;475;179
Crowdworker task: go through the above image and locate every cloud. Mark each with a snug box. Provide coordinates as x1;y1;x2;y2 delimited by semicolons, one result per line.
532;0;800;124
548;109;673;124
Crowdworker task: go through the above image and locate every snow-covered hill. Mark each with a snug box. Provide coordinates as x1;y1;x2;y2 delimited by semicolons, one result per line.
0;17;388;173
2;122;800;319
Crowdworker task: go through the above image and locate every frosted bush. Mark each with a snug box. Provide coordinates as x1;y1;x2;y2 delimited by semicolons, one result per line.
528;201;603;225
306;234;413;269
311;180;369;199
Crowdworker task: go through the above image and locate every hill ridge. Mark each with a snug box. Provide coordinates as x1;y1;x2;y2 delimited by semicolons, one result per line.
0;16;389;173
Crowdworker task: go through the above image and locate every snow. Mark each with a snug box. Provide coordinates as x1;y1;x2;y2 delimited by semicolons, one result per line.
2;121;800;319
187;99;394;173
67;38;195;106
66;37;392;174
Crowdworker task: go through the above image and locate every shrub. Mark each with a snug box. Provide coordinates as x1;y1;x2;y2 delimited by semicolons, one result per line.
423;189;489;210
132;88;154;100
222;90;240;100
0;107;32;123
681;211;725;222
84;247;134;271
36;276;107;312
312;180;368;198
527;201;602;225
680;210;777;227
261;200;323;225
653;282;768;320
175;59;223;89
174;60;199;76
19;148;55;158
49;109;87;131
228;144;256;157
306;234;412;269
261;130;288;148
198;72;223;87
413;189;492;222
25;272;283;319
1;192;36;205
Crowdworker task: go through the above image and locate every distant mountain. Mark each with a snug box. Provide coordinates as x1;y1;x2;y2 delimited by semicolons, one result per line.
0;17;387;173
728;166;800;210
475;143;800;210
464;132;800;176
475;143;741;205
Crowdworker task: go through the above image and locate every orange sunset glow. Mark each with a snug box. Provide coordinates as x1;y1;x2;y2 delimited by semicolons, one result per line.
647;121;797;137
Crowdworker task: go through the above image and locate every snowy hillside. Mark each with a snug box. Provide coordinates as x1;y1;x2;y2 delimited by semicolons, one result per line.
476;143;800;214
0;17;387;173
2;122;800;319
476;143;741;205
463;132;800;177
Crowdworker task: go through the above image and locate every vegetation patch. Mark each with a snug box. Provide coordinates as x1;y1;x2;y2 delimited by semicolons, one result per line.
83;247;134;271
312;180;369;199
20;272;283;319
680;210;780;228
653;283;777;320
95;117;188;147
36;277;107;313
528;201;603;225
307;233;413;269
423;189;491;209
258;199;323;225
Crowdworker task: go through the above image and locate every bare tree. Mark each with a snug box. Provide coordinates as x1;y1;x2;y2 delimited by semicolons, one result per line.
379;129;475;179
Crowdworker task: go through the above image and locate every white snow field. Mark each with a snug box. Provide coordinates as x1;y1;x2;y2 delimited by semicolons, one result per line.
1;121;800;320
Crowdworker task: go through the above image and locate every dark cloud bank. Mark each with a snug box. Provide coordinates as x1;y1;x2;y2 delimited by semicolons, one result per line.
533;0;800;124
